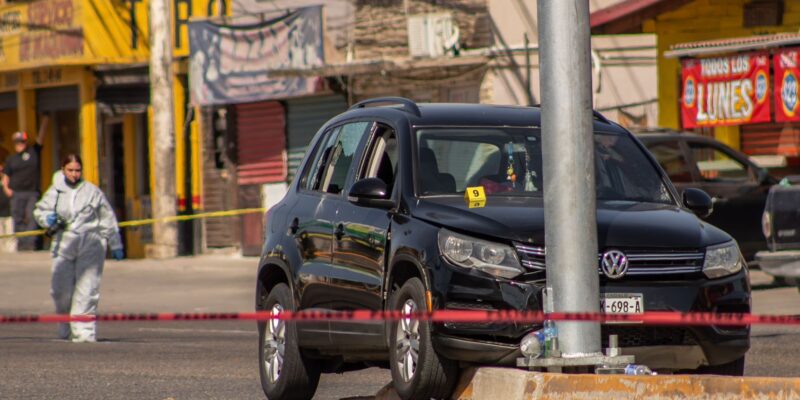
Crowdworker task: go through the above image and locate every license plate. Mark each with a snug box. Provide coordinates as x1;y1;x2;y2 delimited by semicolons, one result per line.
601;293;644;314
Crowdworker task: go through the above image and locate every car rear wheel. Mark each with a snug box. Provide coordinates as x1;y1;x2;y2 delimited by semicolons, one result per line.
697;355;745;376
389;278;457;400
259;283;321;400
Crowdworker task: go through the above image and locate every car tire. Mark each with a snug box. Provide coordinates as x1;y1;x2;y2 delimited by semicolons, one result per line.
258;283;321;400
389;278;458;400
697;355;745;376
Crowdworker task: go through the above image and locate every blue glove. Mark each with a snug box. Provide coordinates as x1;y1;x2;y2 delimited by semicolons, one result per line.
111;249;124;261
45;213;58;227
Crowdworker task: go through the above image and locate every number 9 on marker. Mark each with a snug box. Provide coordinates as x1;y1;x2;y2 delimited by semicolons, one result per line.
464;186;486;208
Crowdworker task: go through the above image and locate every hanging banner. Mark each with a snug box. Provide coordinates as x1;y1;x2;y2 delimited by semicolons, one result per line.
188;6;324;106
680;52;771;129
775;47;800;122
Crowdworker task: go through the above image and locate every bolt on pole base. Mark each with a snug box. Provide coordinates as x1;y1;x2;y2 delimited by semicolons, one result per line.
516;354;635;373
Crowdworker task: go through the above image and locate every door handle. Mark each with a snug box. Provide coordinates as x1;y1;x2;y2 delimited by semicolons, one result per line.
290;218;299;235
335;223;345;240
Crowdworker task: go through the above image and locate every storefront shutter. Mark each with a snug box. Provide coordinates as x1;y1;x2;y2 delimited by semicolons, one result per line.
741;123;800;157
286;95;348;182
36;86;79;112
235;101;286;185
0;91;16;111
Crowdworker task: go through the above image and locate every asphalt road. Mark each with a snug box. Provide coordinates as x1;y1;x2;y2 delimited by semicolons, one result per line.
0;252;798;399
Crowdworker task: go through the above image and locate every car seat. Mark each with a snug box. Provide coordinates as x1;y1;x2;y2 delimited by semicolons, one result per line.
376;152;394;195
418;147;456;194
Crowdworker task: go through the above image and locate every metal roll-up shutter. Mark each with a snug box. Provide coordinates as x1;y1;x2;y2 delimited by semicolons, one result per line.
235;101;286;185
742;123;800;157
96;85;150;115
36;86;79;112
286;95;347;182
0;91;16;111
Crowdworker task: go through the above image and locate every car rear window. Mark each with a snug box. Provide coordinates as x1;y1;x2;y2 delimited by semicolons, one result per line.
415;127;672;204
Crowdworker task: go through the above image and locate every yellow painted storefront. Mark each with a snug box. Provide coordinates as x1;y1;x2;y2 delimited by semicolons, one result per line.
0;0;225;256
641;0;800;150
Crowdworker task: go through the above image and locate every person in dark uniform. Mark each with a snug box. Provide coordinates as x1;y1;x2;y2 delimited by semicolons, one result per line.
3;115;49;250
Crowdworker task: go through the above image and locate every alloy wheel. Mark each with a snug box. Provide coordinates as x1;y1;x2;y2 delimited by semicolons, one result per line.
395;299;420;382
262;303;285;383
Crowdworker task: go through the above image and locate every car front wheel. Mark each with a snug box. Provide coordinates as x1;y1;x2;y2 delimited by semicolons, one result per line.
389;278;457;400
258;283;320;400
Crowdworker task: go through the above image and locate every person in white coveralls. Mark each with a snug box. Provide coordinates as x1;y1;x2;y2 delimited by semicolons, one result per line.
33;154;124;342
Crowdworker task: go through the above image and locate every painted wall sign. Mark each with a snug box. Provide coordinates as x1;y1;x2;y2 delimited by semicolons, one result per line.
188;6;324;105
0;0;83;68
775;47;800;122
680;52;771;128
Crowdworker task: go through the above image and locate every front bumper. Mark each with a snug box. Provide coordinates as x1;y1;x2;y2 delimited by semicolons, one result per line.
755;249;800;280
430;260;751;369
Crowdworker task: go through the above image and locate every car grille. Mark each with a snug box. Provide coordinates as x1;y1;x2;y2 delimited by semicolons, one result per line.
601;326;697;347
514;243;705;279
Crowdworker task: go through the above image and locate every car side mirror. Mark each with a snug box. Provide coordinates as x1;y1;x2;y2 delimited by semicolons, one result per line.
755;168;771;185
683;188;713;218
348;178;394;209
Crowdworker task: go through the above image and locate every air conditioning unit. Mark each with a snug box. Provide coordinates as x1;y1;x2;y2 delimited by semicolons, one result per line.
407;13;460;58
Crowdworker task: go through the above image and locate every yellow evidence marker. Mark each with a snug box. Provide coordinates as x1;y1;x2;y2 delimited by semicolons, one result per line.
465;186;487;208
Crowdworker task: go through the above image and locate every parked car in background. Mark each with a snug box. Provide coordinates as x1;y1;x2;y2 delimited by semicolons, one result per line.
635;129;778;261
756;176;800;289
255;100;751;400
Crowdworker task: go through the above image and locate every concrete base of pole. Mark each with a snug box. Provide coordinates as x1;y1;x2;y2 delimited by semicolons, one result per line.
372;368;800;399
145;243;178;259
516;354;635;372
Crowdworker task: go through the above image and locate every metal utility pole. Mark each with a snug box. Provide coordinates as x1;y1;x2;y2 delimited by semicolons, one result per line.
149;0;178;258
538;0;601;357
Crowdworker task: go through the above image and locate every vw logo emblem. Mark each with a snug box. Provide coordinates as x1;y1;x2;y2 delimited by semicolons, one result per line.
601;250;629;279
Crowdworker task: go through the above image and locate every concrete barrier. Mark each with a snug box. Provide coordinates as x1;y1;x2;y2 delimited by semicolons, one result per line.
374;367;800;400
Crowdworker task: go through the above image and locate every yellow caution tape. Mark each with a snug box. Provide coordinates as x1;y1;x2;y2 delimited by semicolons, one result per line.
0;208;267;240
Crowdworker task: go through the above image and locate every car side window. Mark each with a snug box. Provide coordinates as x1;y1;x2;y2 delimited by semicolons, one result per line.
689;143;751;183
359;124;398;196
319;122;371;194
647;142;693;183
299;126;341;191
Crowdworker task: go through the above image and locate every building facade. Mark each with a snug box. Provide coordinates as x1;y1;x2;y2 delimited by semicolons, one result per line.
592;0;800;175
0;0;223;256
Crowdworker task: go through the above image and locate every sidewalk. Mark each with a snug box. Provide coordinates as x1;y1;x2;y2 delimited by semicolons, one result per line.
0;251;259;315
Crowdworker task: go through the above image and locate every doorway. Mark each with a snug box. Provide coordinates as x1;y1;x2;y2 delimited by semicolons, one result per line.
101;119;127;244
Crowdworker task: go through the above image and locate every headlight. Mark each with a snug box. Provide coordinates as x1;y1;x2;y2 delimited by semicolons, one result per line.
437;229;524;279
703;241;743;279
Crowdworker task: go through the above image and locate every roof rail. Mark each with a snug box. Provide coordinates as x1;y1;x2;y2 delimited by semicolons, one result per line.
349;97;421;117
592;110;610;124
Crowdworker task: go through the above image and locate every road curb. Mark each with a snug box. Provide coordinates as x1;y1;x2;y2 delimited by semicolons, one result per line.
375;367;800;399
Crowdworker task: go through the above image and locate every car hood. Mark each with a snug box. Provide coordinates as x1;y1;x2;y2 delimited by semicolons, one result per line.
412;196;731;249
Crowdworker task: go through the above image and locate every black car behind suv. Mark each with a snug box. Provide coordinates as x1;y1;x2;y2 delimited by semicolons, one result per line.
635;130;778;261
256;98;751;400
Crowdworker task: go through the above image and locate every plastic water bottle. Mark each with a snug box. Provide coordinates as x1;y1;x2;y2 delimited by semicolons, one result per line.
520;330;545;359
624;364;656;376
543;320;558;357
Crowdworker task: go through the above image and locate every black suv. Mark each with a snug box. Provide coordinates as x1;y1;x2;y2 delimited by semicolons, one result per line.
256;99;751;400
635;130;777;261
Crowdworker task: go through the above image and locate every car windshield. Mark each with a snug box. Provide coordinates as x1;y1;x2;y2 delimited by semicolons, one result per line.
415;127;673;204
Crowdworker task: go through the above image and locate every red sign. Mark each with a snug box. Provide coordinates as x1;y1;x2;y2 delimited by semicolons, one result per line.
775;48;800;122
680;52;771;128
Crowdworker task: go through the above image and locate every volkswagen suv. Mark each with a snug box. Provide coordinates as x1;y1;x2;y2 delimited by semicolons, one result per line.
256;98;751;400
